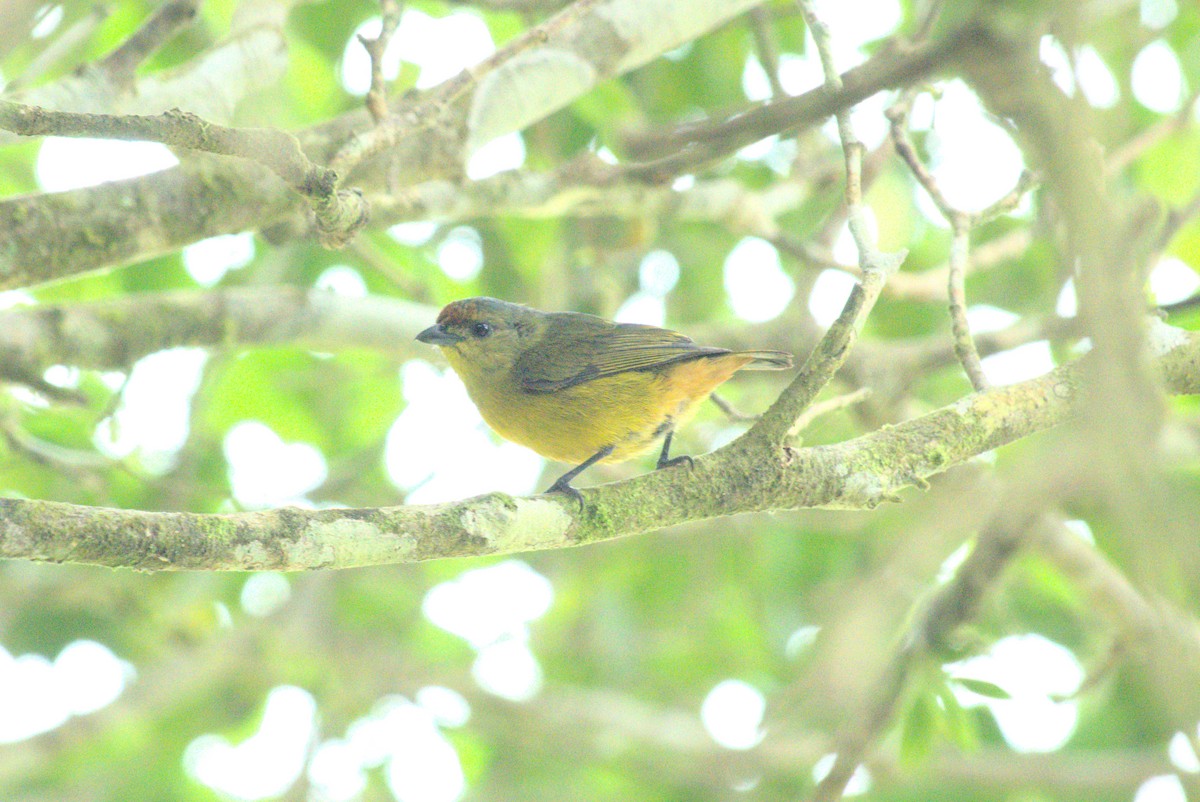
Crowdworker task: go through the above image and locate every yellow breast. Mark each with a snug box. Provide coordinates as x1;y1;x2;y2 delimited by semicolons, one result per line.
445;350;749;465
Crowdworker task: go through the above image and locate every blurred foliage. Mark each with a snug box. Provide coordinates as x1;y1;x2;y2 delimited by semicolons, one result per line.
2;0;1200;801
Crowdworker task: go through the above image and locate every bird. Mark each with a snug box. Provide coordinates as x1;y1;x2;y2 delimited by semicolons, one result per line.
416;297;792;505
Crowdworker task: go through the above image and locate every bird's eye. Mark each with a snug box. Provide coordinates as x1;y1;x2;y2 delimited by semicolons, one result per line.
471;322;493;338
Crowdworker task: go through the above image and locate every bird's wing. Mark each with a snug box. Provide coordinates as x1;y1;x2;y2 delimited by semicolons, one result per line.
514;314;728;393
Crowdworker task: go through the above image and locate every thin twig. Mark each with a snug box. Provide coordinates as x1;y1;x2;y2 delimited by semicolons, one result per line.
4;4;111;92
359;0;404;124
709;392;760;423
1033;519;1200;655
1106;86;1200;175
787;387;871;438
98;0;199;87
441;0;570;9
2;419;118;471
748;6;785;99
777;224;1033;303
602;143;724;185
800;3;905;276
794;137;894;272
0;103;324;186
746;1;905;448
911;0;945;41
946;217;989;389
886;90;954;208
329;0;603;180
885;91;1035;391
1155;184;1200;254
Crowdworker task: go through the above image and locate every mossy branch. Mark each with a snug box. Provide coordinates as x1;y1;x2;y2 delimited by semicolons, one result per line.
3;325;1197;571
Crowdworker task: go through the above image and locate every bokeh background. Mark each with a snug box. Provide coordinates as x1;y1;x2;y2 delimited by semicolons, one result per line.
2;0;1200;800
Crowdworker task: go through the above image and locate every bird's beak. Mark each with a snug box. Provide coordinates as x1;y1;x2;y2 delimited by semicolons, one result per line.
416;324;464;346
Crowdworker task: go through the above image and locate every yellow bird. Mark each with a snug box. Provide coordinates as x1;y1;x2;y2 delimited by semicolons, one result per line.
417;297;792;503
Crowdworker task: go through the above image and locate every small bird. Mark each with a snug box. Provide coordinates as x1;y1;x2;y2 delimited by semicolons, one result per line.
416;297;792;504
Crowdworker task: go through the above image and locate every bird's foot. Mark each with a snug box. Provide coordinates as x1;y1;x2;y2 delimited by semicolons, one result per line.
656;454;694;471
545;477;585;511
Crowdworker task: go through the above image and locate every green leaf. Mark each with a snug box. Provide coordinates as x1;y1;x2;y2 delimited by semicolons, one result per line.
936;681;980;751
899;692;937;766
955;677;1012;699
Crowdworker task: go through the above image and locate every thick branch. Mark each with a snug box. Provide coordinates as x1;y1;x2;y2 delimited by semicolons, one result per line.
0;101;369;247
0;287;437;383
3;326;1198;571
621;23;984;162
0;11;986;288
0;102;333;197
813;500;1052;802
958;11;1172;581
0;158;299;290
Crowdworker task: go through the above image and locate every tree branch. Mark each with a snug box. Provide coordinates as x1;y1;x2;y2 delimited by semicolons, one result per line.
2;3;291;139
812;498;1053;802
358;0;404;124
4;4;111;92
0;287;437;384
958;10;1173;587
0;9;987;288
746;0;905;448
328;0;609;179
885;89;1038;391
0;101;370;248
0;158;297;290
621;22;985;163
3;326;1197;571
97;0;199;87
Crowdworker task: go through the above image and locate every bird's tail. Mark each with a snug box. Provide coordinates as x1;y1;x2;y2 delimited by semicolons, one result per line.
735;350;793;370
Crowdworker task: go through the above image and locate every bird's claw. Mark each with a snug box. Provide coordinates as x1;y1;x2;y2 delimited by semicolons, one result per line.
545;478;585;511
656;454;694;471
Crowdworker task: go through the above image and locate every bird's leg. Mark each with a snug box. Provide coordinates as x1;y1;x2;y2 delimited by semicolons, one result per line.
545;445;614;509
656;431;693;470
